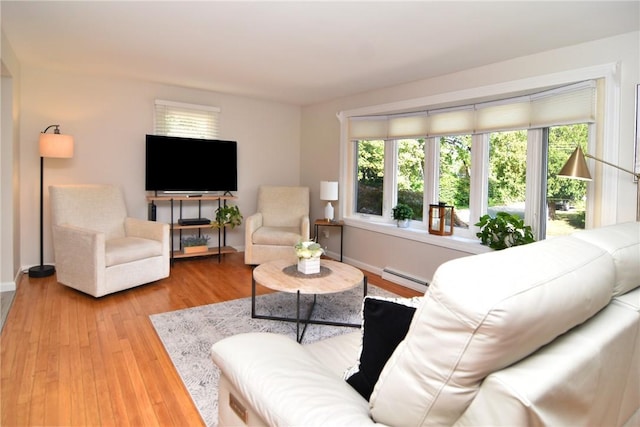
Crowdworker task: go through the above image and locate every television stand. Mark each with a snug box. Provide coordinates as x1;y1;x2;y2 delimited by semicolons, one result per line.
146;194;238;264
178;218;211;226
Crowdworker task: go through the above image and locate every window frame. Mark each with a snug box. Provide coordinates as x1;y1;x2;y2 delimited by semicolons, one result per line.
337;64;620;253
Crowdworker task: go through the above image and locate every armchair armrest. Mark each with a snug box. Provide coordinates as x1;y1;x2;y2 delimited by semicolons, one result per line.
245;212;264;236
52;224;106;296
301;215;310;241
244;213;264;264
124;217;168;242
211;332;374;427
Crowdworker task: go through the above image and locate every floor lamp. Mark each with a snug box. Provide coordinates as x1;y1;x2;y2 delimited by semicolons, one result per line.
28;125;74;278
558;146;640;222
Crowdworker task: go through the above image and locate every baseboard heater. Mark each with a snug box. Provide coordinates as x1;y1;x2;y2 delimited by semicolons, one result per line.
381;267;429;293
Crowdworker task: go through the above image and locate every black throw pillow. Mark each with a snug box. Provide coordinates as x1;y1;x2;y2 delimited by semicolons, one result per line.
345;296;420;400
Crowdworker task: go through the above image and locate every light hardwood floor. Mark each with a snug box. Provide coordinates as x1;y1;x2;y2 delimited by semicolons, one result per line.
1;253;421;426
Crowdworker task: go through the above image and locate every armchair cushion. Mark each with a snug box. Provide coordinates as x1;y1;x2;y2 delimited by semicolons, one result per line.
106;237;163;267
252;226;302;246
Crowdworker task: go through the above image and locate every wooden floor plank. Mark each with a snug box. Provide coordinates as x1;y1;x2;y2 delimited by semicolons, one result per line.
1;252;421;425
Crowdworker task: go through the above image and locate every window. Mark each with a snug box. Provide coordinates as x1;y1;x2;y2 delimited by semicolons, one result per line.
154;100;220;139
488;130;528;219
355;140;385;215
342;79;603;244
545;124;588;237
397;139;425;221
438;135;471;228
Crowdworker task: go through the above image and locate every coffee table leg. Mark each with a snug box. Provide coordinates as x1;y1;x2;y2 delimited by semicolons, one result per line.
363;275;368;297
251;275;256;318
296;291;300;342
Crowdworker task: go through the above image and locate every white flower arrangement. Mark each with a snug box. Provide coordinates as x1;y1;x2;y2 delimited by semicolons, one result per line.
294;240;324;259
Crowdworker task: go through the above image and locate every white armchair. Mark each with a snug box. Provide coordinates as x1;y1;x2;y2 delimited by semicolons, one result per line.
244;186;310;265
49;184;170;297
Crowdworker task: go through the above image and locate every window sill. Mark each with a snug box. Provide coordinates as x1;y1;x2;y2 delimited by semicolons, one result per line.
343;217;493;255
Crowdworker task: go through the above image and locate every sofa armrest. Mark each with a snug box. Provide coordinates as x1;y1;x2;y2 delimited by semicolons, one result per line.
211;332;376;426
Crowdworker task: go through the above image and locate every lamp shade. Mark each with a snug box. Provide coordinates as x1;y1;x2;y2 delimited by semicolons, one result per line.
557;146;592;181
39;133;74;158
320;181;338;201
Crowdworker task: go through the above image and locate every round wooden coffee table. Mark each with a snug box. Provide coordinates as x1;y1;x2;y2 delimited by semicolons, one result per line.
251;259;367;342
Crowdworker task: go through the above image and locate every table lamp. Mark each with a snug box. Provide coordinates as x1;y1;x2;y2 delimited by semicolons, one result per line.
320;181;338;222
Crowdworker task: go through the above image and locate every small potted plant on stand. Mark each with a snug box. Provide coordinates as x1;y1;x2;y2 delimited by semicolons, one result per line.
475;211;535;250
212;204;243;229
181;235;211;254
392;203;414;228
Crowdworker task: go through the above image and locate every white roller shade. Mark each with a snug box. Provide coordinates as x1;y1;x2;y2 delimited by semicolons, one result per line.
387;113;429;138
530;82;596;127
347;80;598;140
154;100;220;139
349;116;388;140
475;99;531;132
428;107;475;136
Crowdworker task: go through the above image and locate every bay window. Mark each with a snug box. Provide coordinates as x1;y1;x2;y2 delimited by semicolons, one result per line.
341;79;603;244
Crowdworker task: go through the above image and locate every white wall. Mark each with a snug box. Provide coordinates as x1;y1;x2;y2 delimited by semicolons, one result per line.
1;31;21;291
19;67;301;268
301;32;640;282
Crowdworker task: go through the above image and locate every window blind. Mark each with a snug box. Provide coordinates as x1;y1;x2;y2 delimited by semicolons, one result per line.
154;100;221;139
348;80;598;140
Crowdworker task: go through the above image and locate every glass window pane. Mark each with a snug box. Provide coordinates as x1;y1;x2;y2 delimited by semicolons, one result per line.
397;139;425;221
356;140;384;215
488;130;528;219
438;135;471;228
546;124;588;237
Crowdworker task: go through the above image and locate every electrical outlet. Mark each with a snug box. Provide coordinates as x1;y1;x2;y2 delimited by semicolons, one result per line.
323;230;330;238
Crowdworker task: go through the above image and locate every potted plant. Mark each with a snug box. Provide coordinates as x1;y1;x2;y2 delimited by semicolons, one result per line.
475;212;535;250
294;240;324;274
181;235;210;254
392;203;414;228
212;204;243;229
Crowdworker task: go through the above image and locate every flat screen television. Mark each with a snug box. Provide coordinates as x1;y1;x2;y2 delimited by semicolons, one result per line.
145;134;237;193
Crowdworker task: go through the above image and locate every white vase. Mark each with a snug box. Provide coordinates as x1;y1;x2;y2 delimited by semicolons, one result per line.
297;257;320;274
397;219;410;228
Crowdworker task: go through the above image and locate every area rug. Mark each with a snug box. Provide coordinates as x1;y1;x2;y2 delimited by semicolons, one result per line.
149;284;395;427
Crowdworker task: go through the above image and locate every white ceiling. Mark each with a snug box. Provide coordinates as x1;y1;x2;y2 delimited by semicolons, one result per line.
2;1;638;106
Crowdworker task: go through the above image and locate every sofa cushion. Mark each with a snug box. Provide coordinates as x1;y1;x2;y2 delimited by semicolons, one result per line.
572;221;640;297
344;296;422;399
369;235;614;426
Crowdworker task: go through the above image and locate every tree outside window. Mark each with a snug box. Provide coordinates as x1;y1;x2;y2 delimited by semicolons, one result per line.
397;139;425;221
488;130;528;218
546;124;588;236
356;140;384;215
438;135;471;228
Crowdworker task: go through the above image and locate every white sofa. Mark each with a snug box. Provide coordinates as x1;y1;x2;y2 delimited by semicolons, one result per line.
211;222;640;426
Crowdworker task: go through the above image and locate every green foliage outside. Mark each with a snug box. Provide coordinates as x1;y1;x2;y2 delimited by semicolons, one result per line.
355;123;588;232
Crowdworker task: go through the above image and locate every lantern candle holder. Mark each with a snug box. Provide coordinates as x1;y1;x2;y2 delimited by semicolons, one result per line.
428;203;454;236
